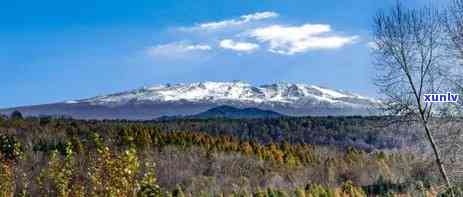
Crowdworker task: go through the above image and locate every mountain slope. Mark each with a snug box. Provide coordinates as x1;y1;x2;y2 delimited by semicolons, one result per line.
79;81;375;106
191;105;283;119
0;81;380;119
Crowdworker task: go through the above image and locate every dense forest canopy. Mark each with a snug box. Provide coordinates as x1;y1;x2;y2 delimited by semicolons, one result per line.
0;114;460;196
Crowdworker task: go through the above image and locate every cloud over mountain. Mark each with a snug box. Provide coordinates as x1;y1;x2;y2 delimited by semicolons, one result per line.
148;11;360;57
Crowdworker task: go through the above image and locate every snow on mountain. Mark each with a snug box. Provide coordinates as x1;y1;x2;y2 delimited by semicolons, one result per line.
0;81;380;119
80;81;379;107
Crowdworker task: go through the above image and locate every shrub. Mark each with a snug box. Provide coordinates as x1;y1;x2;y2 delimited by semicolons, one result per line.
37;143;74;197
138;162;162;197
89;134;141;196
0;134;23;161
0;161;14;197
305;183;334;197
295;188;306;197
338;181;366;197
172;185;185;197
254;187;266;197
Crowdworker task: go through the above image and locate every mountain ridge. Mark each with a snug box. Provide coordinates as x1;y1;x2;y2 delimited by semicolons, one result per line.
0;81;380;119
76;81;378;105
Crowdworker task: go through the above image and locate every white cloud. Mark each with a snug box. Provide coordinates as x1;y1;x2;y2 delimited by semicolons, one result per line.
241;12;279;22
183;44;212;51
149;13;358;57
146;42;212;58
191;11;278;30
147;42;211;57
219;39;259;52
248;24;358;55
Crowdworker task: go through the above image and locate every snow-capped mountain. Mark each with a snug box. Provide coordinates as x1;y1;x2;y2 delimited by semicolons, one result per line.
78;81;376;106
1;81;380;120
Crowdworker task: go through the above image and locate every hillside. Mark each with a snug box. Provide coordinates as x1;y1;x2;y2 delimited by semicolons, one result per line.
191;105;284;119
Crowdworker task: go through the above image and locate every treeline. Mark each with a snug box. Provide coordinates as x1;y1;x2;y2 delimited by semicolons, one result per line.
0;114;427;151
152;116;425;152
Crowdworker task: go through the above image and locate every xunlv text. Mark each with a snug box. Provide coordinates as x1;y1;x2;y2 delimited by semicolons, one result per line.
423;92;459;103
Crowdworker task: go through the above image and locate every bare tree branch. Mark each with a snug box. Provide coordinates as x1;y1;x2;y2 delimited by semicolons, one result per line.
372;3;456;196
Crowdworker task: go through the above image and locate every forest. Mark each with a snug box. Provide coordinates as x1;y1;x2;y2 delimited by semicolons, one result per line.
0;113;460;196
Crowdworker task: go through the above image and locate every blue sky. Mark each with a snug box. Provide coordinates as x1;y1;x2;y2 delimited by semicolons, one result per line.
0;0;442;108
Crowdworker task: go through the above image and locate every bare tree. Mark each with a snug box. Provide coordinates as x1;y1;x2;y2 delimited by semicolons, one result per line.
433;120;463;184
372;3;455;195
447;0;463;60
445;1;463;187
445;0;463;102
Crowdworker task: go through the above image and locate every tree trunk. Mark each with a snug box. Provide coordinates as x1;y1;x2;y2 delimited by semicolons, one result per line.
421;119;454;197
